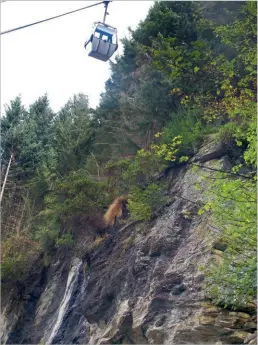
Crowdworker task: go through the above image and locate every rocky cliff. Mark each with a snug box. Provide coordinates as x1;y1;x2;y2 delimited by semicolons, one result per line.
1;136;256;345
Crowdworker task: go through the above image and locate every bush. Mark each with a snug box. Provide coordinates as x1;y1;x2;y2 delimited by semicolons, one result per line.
162;106;205;156
121;150;165;188
104;136;174;222
104;149;166;200
216;122;237;146
56;234;75;249
1;235;40;283
35;227;58;253
105;159;132;196
199;172;257;309
216;116;257;164
32;210;60;252
205;253;256;309
45;170;109;218
128;183;168;221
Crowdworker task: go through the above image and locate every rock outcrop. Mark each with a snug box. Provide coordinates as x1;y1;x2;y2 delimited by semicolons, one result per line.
1;137;256;344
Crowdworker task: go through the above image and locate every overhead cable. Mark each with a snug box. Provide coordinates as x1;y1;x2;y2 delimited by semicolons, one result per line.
1;1;104;35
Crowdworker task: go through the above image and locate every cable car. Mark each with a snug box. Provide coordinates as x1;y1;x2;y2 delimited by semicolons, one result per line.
84;1;118;62
85;22;118;62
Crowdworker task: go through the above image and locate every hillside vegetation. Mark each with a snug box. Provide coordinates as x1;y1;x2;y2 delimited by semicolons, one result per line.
1;1;256;311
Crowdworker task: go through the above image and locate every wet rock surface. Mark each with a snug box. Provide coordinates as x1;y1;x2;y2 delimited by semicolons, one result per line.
1;139;256;344
190;134;228;163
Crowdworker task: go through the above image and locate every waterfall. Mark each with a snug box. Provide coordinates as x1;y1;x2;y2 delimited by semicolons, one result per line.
45;257;82;345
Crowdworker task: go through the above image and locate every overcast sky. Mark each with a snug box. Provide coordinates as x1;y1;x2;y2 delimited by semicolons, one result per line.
1;1;153;114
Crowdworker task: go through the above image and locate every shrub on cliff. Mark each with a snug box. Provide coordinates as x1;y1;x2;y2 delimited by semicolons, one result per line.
201;174;257;309
1;235;40;283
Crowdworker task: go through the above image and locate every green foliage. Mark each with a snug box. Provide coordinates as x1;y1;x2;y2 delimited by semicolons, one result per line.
214;2;257;68
1;95;55;179
33;214;74;253
200;173;257;309
35;227;58;253
104;110;203;222
91;1;202;161
104;132;175;221
128;183;168;221
132;1;200;46
105;159;132;195
47;170;108;218
1;235;40;283
104;154;167;221
31;207;60;252
53;94;95;175
150;135;183;161
236;113;257;167
216;114;257;168
105;148;165;197
161;106;205;156
216;122;237;145
56;234;75;250
206;253;256;310
122;149;164;186
128;193;151;221
151;1;256;127
149;4;257;311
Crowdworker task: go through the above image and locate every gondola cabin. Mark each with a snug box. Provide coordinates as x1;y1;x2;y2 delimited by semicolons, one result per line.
87;22;118;62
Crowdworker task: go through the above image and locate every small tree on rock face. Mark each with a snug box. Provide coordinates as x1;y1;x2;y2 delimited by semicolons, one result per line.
1;234;40;284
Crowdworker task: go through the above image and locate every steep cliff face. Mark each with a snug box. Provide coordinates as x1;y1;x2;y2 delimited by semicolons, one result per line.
1;137;256;345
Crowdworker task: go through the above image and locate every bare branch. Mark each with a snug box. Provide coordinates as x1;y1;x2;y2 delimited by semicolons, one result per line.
89;150;101;182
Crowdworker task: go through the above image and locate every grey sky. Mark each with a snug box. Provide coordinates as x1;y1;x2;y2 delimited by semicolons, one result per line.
1;1;153;113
